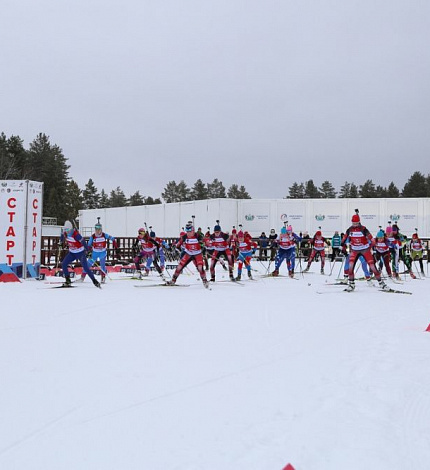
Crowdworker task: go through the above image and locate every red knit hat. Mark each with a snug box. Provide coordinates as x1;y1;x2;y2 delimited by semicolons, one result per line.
315;230;322;237
351;214;360;223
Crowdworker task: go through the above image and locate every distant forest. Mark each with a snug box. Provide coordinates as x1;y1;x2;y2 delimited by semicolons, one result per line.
1;132;430;224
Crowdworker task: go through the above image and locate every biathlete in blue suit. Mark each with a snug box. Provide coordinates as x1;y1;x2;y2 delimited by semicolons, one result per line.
79;222;117;284
60;220;100;288
272;225;302;278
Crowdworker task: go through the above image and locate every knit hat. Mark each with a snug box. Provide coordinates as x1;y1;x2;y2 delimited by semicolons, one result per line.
185;221;194;232
351;214;360;223
214;225;221;232
280;227;287;234
376;230;385;238
385;226;392;234
95;223;102;231
315;230;322;237
412;233;418;239
286;225;293;232
237;230;244;238
63;220;73;233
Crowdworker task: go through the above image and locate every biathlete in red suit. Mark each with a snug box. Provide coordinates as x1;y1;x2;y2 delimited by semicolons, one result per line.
168;222;209;288
235;231;258;280
303;231;328;274
341;214;388;291
60;220;100;288
133;228;165;280
372;230;393;277
209;224;235;281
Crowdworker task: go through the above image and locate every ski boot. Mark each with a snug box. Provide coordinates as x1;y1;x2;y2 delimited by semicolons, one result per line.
379;279;390;291
235;273;242;281
303;266;310;273
247;270;253;280
271;269;279;277
409;271;416;279
320;267;324;275
166;277;177;286
63;275;72;287
210;276;215;282
142;269;149;277
289;270;294;278
230;273;236;282
136;270;143;279
345;280;355;292
366;277;373;286
101;274;106;284
92;278;101;288
202;279;210;289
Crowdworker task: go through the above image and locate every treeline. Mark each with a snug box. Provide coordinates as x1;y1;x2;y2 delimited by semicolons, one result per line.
288;175;430;198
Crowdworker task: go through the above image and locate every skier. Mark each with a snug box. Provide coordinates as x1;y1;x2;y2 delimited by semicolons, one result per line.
409;232;425;275
372;230;393;278
390;224;416;279
303;230;329;274
235;231;258;280
145;230;168;273
271;225;301;278
167;222;209;288
132;228;165;280
60;220;100;288
210;224;235;281
78;222;118;284
341;213;388;291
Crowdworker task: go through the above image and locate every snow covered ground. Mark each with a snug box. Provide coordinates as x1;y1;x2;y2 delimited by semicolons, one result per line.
1;261;430;470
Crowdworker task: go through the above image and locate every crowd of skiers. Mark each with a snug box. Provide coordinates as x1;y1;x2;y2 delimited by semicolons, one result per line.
59;212;428;290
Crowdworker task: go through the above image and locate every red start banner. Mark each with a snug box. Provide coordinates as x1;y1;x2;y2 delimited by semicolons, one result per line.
0;180;43;279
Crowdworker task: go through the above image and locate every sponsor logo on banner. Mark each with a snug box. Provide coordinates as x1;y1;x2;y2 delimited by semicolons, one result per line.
362;214;377;220
390;214;400;221
280;214;288;222
315;214;325;221
245;214;255;221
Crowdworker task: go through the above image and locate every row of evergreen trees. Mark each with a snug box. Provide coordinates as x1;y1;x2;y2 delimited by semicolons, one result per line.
2;131;430;224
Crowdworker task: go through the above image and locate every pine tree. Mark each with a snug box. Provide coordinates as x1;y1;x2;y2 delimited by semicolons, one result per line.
349;183;359;198
386;182;400;197
207;178;226;198
82;178;100;209
402;171;428;197
190;179;209;200
238;185;251;199
359;180;377;198
99;189;110;208
177;180;190;201
129;190;145;206
338;182;351;198
144;196;162;205
26;133;70;221
0;133;27;179
63;180;84;223
287;182;305;198
375;185;388;197
227;184;251;199
319;181;336;198
304;180;321;198
162;181;180;203
109;186;128;207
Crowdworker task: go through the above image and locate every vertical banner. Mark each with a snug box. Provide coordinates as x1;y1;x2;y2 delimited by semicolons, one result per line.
25;181;43;277
0;180;43;279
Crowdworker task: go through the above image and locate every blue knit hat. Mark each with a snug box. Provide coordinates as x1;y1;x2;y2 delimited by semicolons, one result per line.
376;230;385;238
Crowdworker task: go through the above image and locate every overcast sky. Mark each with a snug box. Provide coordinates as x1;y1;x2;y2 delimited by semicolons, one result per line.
2;0;430;199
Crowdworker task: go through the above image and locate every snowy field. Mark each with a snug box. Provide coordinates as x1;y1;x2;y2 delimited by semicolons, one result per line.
1;261;430;470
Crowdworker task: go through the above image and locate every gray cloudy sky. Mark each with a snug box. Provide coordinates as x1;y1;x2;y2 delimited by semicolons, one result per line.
2;0;430;199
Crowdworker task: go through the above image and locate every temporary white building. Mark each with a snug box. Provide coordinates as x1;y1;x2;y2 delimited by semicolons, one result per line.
79;197;430;238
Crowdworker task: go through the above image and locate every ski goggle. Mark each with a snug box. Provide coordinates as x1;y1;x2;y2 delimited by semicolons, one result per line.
139;230;145;235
